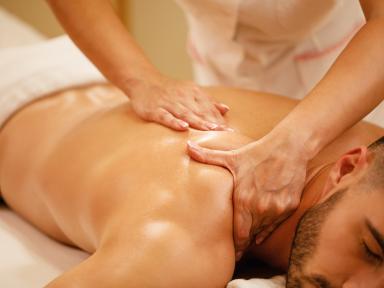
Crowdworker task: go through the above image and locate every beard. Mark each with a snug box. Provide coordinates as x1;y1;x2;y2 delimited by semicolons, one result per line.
286;189;347;287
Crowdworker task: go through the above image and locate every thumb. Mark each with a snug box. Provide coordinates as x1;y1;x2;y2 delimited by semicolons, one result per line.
187;141;232;169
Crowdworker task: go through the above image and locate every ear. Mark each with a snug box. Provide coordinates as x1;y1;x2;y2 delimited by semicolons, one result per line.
327;146;370;188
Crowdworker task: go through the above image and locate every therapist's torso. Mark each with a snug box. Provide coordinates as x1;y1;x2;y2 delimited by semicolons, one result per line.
176;0;365;99
175;0;384;127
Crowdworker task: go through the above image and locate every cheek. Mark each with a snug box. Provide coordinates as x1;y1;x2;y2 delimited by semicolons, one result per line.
305;216;362;277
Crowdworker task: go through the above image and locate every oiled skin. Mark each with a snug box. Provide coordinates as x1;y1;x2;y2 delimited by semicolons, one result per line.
0;84;381;287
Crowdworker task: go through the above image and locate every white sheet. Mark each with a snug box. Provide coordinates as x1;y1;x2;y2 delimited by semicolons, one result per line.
227;276;286;288
0;207;88;287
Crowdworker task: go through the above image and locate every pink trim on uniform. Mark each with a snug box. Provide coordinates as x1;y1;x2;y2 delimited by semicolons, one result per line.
294;20;365;61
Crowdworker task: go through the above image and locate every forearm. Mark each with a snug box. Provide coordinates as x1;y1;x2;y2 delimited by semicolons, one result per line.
47;0;158;95
48;0;228;131
271;16;384;159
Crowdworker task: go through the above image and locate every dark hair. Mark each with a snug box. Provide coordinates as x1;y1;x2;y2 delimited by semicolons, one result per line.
368;136;384;149
364;136;384;188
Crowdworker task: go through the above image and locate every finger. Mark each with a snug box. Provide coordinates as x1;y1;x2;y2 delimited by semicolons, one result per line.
152;108;189;131
170;106;215;131
255;224;278;245
187;141;233;169
182;112;218;131
187;104;226;129
254;212;289;245
201;105;226;126
215;102;230;115
233;205;253;258
251;215;273;241
243;208;273;247
191;94;226;125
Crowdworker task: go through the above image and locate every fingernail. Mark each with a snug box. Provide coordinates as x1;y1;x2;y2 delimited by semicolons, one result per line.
207;123;219;130
225;127;234;132
187;140;198;149
179;121;189;128
255;237;263;245
222;104;230;111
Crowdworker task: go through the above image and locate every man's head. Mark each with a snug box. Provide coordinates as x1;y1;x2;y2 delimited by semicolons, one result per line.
287;137;384;287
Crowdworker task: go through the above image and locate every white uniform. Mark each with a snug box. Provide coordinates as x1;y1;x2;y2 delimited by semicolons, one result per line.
176;0;384;126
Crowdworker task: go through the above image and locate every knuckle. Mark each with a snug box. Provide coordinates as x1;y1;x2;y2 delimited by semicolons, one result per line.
288;198;300;211
274;200;288;215
156;110;167;121
208;102;220;111
140;109;153;120
214;109;224;119
256;203;268;215
189;82;198;89
170;116;180;124
276;205;287;216
193;85;202;93
197;119;208;127
226;151;238;168
236;233;248;243
240;194;253;210
208;109;221;120
177;110;189;119
157;114;166;122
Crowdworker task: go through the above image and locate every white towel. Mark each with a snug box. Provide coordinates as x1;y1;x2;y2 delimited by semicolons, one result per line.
227;275;286;288
0;35;106;128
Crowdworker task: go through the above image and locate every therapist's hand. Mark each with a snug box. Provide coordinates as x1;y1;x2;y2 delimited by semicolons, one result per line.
187;131;308;259
127;74;229;131
47;0;228;132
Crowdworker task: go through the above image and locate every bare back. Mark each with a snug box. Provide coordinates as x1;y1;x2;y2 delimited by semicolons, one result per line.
0;84;382;286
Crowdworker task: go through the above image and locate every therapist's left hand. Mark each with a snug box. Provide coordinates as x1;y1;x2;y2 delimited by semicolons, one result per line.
187;131;308;260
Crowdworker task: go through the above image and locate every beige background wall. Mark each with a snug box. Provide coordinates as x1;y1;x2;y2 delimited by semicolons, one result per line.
128;0;192;79
0;0;64;36
0;0;192;79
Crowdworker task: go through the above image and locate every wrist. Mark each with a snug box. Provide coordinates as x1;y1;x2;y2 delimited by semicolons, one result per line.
119;68;165;99
266;122;320;161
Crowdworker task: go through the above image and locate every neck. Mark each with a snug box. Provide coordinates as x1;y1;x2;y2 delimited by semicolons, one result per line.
248;163;336;270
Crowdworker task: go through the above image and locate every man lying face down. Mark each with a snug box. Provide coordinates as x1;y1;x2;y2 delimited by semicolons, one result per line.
0;83;383;288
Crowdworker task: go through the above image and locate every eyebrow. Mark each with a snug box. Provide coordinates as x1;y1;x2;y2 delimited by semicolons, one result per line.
365;218;384;255
304;275;332;288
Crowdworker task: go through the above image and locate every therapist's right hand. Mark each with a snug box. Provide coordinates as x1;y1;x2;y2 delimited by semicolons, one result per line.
127;73;229;131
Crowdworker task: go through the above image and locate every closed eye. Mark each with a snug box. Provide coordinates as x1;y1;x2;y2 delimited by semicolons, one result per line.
365;218;384;265
304;275;332;288
362;241;383;264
